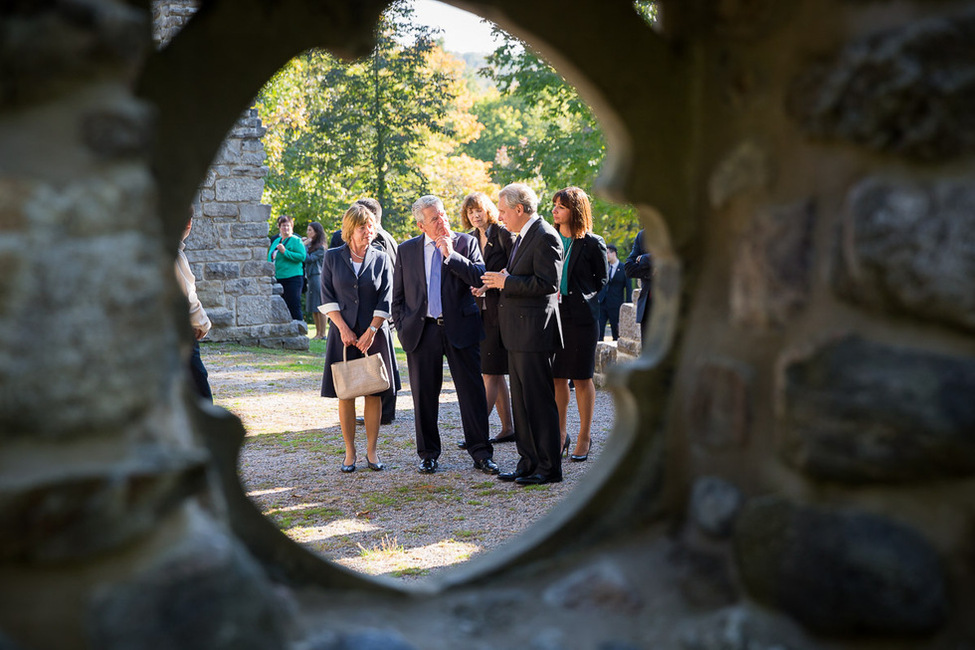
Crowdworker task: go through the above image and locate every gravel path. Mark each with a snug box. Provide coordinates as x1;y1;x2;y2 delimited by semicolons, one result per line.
205;336;616;581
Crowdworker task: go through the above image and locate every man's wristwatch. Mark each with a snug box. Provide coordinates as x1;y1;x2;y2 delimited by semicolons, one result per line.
368;325;378;333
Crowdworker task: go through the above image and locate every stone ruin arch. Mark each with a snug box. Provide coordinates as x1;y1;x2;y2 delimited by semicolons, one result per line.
2;0;975;648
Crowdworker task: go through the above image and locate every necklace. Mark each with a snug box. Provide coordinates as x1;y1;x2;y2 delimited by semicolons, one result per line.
350;248;366;261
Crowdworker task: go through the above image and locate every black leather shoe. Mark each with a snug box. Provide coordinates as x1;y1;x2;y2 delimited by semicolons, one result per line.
516;473;562;486
489;432;516;443
473;458;500;475
380;417;394;425
456;439;468;449
341;459;356;473
367;458;385;471
418;458;438;474
497;470;524;482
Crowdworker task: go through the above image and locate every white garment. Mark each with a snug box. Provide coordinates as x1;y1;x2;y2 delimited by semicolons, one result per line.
175;241;211;336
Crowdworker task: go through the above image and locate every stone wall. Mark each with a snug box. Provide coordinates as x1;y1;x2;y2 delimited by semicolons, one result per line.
4;1;975;649
153;0;308;350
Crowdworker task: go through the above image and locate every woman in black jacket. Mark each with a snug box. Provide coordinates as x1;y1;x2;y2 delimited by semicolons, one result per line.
550;187;608;461
461;192;517;444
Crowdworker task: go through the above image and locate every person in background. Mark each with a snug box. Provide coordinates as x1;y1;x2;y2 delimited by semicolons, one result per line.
624;229;654;348
304;222;327;340
269;215;306;321
597;243;631;341
461;192;517;448
176;216;212;402
319;203;397;473
392;195;499;476
355;198;399;426
550;187;607;462
482;183;564;486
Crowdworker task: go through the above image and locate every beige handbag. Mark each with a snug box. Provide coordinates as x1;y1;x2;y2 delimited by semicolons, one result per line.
331;344;390;399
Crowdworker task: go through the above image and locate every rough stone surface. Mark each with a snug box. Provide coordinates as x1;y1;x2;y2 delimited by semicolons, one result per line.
0;454;207;563
686;359;752;449
89;525;291;650
676;604;819;650
689;476;743;538
778;335;975;482
707;141;770;209
730;200;814;329
543;560;643;614
833;176;975;333
734;496;949;635
787;9;975;161
299;630;417;650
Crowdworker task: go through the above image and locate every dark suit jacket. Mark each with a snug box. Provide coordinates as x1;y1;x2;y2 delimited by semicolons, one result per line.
319;244;392;333
330;228;398;267
470;224;516;326
598;261;632;311
497;217;564;353
560;232;608;324
392;231;485;353
623;229;653;323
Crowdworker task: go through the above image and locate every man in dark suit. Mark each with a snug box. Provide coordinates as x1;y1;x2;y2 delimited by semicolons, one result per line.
624;229;653;347
598;244;632;340
481;183;564;486
392;195;499;476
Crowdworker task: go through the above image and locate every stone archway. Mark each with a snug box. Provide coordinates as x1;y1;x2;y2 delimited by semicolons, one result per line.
2;1;975;648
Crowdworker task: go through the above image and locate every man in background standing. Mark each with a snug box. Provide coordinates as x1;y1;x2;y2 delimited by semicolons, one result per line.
597;243;631;340
176;216;212;402
624;229;654;347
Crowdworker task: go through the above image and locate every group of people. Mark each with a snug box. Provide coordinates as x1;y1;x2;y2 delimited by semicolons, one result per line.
290;182;651;486
181;183;651;485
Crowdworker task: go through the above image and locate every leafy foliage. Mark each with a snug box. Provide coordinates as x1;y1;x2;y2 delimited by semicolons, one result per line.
255;1;642;252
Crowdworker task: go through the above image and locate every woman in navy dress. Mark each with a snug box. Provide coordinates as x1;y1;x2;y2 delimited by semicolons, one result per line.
319;203;398;473
461;192;517;443
550;187;608;461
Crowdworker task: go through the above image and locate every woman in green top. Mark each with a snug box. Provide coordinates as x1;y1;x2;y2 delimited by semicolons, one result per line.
269;214;307;320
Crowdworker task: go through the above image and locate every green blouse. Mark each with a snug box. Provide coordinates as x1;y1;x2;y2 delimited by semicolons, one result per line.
558;232;574;296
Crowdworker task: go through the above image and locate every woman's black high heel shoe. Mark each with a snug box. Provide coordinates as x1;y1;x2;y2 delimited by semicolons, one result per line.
367;455;385;471
341;455;356;473
570;439;592;462
562;435;571;458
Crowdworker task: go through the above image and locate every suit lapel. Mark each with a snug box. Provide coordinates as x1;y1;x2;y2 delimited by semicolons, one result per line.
510;219;540;269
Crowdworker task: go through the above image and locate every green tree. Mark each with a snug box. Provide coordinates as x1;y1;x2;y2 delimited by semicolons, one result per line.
256;1;458;240
476;30;640;254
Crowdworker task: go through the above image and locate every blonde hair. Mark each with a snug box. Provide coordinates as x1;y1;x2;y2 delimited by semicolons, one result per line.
341;203;375;246
460;192;500;230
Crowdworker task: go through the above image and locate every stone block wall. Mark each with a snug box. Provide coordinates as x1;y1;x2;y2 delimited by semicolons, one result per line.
153;0;307;350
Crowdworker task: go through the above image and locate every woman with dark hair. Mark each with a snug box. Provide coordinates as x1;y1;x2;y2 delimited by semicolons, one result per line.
319;203;397;473
268;214;306;321
461;192;517;444
304;221;327;339
550;187;608;461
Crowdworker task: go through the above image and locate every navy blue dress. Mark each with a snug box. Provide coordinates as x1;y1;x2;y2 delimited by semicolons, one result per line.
319;244;399;399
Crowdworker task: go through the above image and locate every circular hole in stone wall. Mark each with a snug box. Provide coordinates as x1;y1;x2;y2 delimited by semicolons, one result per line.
176;0;660;586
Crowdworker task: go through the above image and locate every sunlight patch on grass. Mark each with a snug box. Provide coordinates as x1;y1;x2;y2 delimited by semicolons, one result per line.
284;518;378;543
335;538;482;577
